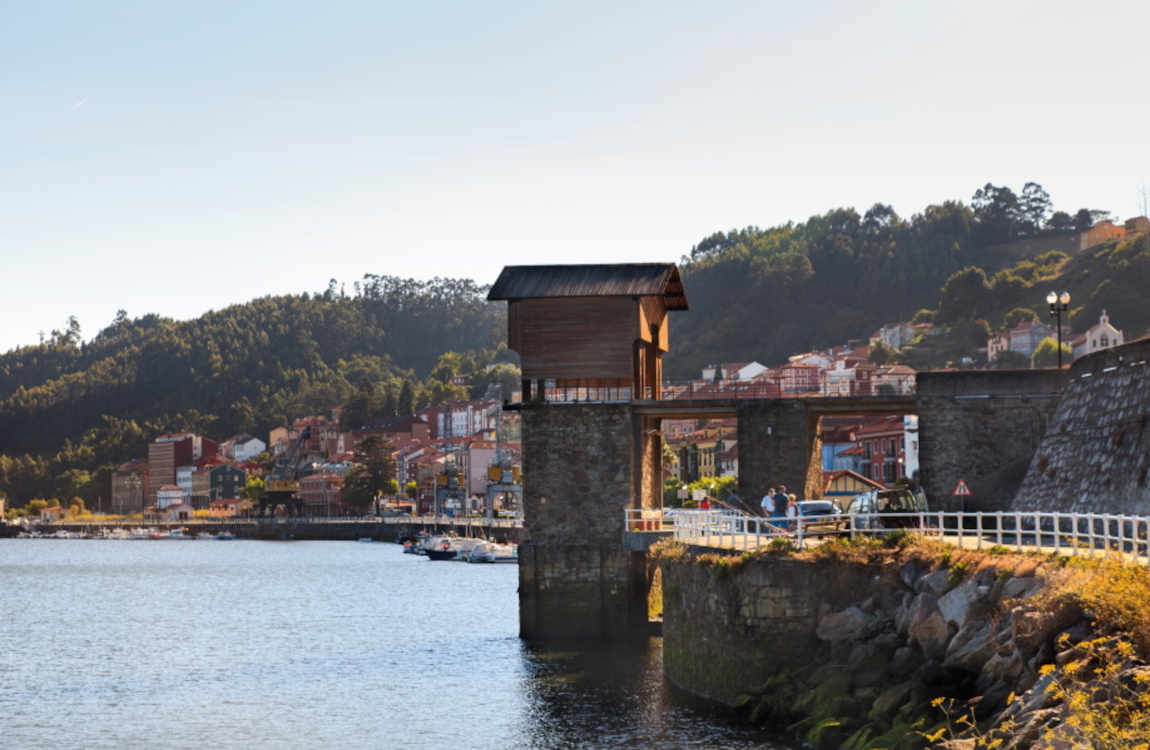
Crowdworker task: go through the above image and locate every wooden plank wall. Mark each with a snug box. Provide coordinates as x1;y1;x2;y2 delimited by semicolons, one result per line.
509;297;637;380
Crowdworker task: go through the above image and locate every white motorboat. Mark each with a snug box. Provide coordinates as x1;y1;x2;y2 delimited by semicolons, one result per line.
464;541;518;563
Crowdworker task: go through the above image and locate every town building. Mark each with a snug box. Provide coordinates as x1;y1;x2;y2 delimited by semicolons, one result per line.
1007;320;1054;358
700;361;768;383
110;459;149;515
987;332;1010;363
855;416;909;485
822;469;886;501
874;365;917;395
146;433;216;505
1080;219;1126;249
299;473;345;516
1071;310;1125;360
209;498;248;518
155;485;185;510
871;322;916;351
222;435;266;462
190;461;247;509
772;362;821;394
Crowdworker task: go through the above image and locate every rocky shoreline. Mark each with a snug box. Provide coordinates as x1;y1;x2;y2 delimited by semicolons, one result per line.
657;538;1150;748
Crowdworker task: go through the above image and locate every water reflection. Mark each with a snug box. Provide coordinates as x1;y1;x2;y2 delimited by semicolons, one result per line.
518;638;782;749
0;540;786;750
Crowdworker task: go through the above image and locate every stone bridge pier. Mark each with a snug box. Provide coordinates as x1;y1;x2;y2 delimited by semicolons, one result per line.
517;370;1069;641
518;404;653;640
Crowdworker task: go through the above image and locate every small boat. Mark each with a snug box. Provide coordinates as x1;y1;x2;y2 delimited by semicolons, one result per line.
465;541;519;563
424;536;487;561
214;531;236;540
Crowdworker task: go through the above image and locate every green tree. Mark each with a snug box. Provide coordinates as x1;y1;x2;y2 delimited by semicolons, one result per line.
938;267;992;322
1031;337;1072;368
869;341;896;366
342;436;397;514
397;381;415;417
241;475;266;504
1019;182;1052;235
404;480;417;500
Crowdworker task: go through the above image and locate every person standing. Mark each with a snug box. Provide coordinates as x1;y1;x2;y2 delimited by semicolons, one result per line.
786;493;799;530
773;485;789;519
761;487;776;517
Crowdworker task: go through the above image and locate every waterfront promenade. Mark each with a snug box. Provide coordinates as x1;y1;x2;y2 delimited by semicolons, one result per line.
25;514;523;542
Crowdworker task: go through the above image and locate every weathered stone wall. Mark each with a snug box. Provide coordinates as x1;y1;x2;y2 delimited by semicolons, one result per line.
1012;337;1150;513
737;401;821;503
519;404;647;640
917;370;1066;511
662;555;885;704
661;548;1086;748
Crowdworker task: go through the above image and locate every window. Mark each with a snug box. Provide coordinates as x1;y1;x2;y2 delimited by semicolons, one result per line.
1101;336;1109;347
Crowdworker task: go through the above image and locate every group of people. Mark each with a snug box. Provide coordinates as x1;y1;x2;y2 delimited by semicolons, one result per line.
760;485;799;530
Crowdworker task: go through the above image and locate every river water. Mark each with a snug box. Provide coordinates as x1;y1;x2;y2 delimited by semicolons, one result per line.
0;540;786;749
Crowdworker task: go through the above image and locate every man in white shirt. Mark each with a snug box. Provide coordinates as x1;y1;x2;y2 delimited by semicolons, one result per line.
760;487;776;517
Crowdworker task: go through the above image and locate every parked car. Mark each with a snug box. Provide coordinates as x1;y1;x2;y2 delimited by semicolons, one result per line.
846;487;929;531
795;500;845;534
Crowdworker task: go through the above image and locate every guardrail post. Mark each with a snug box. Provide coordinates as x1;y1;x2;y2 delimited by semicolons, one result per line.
1014;511;1022;552
797;517;804;550
956;512;963;547
1088;513;1095;557
976;512;983;550
1104;515;1112;553
995;512;1002;546
850;514;856;541
1053;513;1060;554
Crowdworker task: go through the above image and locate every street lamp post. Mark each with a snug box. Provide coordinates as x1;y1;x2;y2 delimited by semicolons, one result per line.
1046;291;1071;368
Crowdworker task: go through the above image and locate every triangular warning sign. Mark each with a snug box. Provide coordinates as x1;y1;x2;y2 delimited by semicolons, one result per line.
951;478;972;497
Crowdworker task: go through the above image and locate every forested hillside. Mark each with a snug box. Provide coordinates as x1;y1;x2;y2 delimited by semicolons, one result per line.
0;276;513;504
666;183;1143;376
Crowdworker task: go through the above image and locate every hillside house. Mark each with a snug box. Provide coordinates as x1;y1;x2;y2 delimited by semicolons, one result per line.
1071;310;1125;359
1080;220;1126;249
871;322;916;351
1007;320;1054;358
874;365;916;395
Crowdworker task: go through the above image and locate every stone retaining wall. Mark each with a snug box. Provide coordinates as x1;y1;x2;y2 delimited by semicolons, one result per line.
1012;336;1150;513
660;546;1093;748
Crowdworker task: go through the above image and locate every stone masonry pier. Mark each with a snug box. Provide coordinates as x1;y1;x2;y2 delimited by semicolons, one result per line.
518;368;1070;640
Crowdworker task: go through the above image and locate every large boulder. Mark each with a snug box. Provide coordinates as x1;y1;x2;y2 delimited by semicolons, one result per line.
938;580;984;629
907;593;950;659
816;606;873;642
944;621;996;672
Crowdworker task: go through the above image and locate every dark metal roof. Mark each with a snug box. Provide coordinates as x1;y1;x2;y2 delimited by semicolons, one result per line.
486;263;688;310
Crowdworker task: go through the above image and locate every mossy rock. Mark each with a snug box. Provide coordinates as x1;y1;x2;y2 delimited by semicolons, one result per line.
869;680;913;721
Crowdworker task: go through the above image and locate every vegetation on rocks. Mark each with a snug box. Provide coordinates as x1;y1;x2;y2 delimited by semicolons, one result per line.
657;538;1150;749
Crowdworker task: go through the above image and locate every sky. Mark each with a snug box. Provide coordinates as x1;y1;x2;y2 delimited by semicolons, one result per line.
2;0;1148;353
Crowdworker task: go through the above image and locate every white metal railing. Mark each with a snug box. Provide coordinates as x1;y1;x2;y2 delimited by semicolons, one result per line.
626;509;1150;564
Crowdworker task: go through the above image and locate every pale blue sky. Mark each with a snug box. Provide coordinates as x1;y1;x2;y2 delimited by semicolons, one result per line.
2;0;1147;353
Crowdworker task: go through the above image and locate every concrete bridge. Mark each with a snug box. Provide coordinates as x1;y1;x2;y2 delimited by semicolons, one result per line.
517;368;1068;640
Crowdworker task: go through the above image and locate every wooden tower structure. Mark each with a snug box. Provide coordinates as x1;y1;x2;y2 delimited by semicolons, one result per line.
487;263;688;401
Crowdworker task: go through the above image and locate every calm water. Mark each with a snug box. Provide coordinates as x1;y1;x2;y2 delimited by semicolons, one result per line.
0;540;783;749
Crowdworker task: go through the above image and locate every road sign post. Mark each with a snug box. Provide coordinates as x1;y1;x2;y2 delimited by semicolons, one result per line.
951;478;972;513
